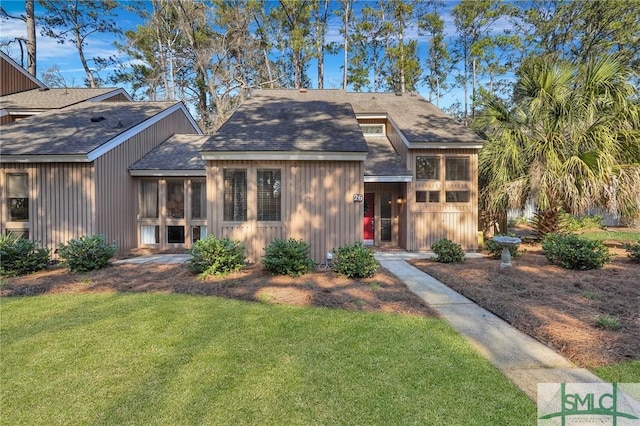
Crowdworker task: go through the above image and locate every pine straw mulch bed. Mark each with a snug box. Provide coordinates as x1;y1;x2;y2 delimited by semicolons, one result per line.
409;244;639;367
1;261;436;317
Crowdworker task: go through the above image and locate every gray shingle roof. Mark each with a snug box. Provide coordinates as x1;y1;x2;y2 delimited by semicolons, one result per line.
130;134;208;171
201;90;369;153
0;101;179;156
364;136;411;177
0;88;127;110
216;89;482;146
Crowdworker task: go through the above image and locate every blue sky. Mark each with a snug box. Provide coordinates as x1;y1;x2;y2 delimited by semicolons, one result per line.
0;0;515;110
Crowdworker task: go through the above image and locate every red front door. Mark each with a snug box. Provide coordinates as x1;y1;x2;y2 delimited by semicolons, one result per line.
363;192;374;241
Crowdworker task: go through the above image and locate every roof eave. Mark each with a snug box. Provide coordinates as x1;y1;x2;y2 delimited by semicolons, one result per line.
129;169;206;177
0;155;89;163
364;175;412;182
200;151;367;161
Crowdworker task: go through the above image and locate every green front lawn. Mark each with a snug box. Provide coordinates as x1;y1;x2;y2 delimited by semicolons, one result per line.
1;293;536;425
577;229;640;242
592;361;640;383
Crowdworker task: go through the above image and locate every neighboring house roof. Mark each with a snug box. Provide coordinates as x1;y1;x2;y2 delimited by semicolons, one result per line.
363;136;412;182
200;90;369;161
0;87;132;112
0;101;201;162
129;134;208;176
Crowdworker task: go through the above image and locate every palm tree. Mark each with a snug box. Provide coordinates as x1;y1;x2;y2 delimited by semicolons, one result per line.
477;54;640;237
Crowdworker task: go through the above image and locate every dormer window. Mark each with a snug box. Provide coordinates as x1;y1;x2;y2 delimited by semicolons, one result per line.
359;124;385;135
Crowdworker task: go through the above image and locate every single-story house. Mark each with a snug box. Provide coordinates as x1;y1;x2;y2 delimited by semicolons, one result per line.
1;55;484;262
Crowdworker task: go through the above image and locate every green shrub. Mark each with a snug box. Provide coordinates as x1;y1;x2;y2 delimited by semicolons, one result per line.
189;235;245;277
541;233;610;270
559;211;603;232
262;238;315;277
485;233;521;260
0;234;50;276
332;242;379;278
623;241;640;263
431;238;465;263
57;234;117;273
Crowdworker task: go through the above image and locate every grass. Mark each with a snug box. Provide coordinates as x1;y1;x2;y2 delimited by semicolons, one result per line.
592;361;640;383
578;229;640;242
593;314;622;331
1;293;536;425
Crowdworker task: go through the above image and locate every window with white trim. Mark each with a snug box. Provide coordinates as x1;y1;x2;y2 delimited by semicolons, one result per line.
359;124;385;135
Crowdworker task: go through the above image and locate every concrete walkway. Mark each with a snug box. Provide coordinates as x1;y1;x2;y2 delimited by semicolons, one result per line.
376;253;603;401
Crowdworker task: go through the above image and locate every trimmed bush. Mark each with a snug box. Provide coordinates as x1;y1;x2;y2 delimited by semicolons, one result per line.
485;233;521;260
189;235;245;277
623;241;640;263
559;211;603;232
0;234;50;276
332;242;379;278
262;238;315;277
57;234;117;273
542;233;610;270
432;238;465;263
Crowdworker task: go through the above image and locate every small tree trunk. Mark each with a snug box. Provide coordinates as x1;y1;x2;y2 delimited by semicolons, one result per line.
25;0;36;76
534;208;561;239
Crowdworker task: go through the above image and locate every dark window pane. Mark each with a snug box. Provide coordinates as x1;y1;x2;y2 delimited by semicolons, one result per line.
416;191;427;203
257;169;281;221
6;229;29;239
167;181;185;218
428;191;440;203
224;170;247;221
416;156;439;180
445;191;470;203
167;226;185;243
191;181;206;219
7;173;28;221
445;157;469;181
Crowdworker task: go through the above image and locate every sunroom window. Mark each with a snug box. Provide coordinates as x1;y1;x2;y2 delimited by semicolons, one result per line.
416;156;439;180
224;169;247;221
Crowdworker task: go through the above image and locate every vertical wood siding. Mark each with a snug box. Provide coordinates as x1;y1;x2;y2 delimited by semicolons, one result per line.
407;148;479;250
208;160;363;263
93;109;198;250
101;93;130;102
386;119;410;164
0;163;95;253
1;58;41;96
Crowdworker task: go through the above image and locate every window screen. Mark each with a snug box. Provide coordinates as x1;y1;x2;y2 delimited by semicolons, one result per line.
257;169;281;221
445;157;470;181
416;157;439;180
224;170;247;221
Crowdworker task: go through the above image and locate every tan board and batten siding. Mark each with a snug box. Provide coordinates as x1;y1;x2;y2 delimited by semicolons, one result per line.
0;163;95;250
0;109;198;253
407;148;479;250
94;109;199;250
0;57;41;96
207;160;363;263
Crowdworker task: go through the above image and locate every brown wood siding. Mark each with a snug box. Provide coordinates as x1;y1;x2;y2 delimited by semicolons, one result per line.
407;148;479;250
208;160;363;263
1;57;41;96
1;163;95;253
0;115;12;126
386;120;410;164
101;93;130;102
94;109;198;250
358;118;387;125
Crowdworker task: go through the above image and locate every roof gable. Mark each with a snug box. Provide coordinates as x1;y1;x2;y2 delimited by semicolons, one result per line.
0;51;46;96
200;90;369;158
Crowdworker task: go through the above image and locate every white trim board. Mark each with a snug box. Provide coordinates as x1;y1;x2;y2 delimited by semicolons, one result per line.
200;151;367;162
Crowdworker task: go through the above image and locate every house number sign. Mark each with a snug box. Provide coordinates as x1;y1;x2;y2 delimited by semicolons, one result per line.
353;194;364;202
